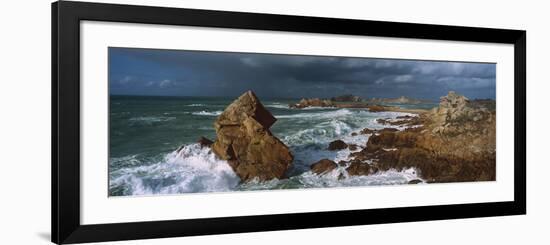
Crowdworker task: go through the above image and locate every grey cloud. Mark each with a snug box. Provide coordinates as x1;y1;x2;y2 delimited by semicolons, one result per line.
109;48;496;100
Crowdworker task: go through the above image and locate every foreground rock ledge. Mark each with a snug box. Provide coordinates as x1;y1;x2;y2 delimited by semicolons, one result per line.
211;90;294;181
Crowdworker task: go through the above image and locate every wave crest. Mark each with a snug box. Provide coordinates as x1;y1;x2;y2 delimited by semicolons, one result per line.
109;144;239;196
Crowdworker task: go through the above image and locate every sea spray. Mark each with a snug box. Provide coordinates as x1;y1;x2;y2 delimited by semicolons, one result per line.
109;144;239;196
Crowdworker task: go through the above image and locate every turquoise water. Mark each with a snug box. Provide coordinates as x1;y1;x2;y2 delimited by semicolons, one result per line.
109;95;436;196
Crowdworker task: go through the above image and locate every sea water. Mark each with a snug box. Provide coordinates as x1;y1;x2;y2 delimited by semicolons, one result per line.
109;95;437;196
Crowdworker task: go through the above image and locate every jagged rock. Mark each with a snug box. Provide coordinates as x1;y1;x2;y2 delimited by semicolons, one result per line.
360;128;376;135
376;118;390;125
346;160;377;176
377;116;422;126
310;159;338;175
211;91;293;181
348;91;496;183
396;115;414;119
328;140;348;151
197;136;213;148
377;128;399;134
290;98;335;109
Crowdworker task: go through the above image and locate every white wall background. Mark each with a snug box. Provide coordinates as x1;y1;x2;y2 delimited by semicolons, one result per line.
0;0;547;244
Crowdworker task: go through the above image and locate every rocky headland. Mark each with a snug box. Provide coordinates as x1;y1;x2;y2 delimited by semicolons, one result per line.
316;91;496;183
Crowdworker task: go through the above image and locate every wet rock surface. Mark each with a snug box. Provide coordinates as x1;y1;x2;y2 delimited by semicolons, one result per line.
197;136;214;148
310;159;338;175
211;91;294;182
328;140;348;151
347;91;496;183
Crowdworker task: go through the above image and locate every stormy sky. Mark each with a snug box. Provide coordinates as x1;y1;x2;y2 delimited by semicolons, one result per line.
109;47;496;100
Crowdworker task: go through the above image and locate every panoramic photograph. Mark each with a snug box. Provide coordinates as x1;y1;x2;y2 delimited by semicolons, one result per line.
108;47;496;196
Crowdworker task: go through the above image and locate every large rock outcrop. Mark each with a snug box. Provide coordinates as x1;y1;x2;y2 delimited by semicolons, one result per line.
211;91;294;181
347;91;496;183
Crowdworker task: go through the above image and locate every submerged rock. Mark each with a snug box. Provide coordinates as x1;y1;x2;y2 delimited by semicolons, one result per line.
211;91;293;182
408;179;422;184
328;140;348;151
310;159;338;175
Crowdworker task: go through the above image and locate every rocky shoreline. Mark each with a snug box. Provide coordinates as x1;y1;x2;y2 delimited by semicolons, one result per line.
310;91;496;183
179;90;495;184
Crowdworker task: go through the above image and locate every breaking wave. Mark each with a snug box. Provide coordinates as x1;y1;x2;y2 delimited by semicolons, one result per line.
191;110;223;116
109;144;239;196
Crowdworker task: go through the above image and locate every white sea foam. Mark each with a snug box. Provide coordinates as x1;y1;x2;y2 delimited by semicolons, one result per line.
265;103;290;109
185;104;206;107
128;116;176;126
238;167;422;190
300;106;339;110
109;144;239;195
191;110;223;116
276;108;353;119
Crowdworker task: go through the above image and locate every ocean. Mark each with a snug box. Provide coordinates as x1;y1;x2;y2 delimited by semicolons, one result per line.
109;95;438;196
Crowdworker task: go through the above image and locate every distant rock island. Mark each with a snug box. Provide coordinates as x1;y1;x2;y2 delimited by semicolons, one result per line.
289;94;430;113
367;96;433;104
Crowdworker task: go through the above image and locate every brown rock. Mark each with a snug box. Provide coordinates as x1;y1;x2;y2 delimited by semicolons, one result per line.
328;140;348;151
377;118;390;125
377;128;399;134
351;132;358;136
197;136;213;148
360;128;376;135
311;159;338;175
346;160;377;176
396;115;414;120
290;98;335;109
211;91;293;181
352;91;496;183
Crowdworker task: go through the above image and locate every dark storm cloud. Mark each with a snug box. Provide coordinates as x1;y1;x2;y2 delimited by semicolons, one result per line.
109;47;496;100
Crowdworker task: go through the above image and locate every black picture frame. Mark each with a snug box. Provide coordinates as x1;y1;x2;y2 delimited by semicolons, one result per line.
52;1;526;244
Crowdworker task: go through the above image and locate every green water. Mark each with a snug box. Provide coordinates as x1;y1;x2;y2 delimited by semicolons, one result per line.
109;95;436;196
